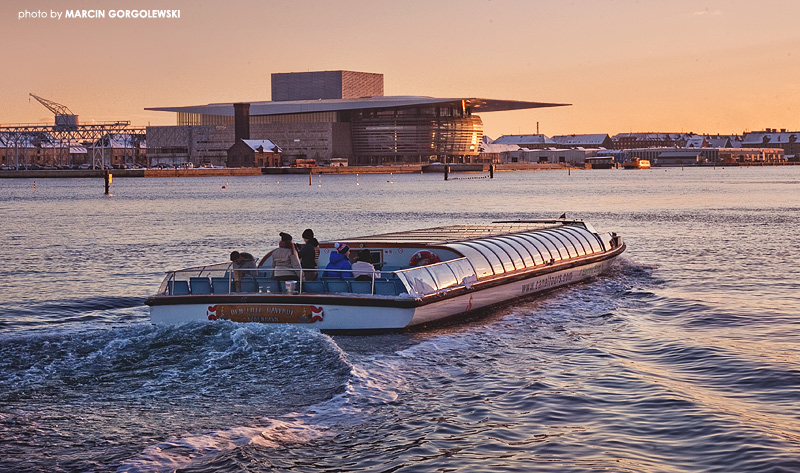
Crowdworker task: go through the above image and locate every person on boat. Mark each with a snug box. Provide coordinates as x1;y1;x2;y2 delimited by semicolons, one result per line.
272;232;301;281
323;243;352;278
297;228;320;281
352;249;380;281
230;251;257;291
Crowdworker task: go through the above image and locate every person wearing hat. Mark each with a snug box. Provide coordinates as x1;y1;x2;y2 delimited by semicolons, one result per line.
323;242;353;278
272;232;301;281
297;228;320;280
352;249;380;281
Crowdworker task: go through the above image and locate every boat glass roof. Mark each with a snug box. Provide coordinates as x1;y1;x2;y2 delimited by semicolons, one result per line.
441;225;605;277
344;223;607;282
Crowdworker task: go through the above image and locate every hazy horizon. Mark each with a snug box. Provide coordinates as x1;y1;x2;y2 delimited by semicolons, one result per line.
3;0;799;138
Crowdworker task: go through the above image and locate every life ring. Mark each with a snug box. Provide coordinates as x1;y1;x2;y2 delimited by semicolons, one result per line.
409;250;440;267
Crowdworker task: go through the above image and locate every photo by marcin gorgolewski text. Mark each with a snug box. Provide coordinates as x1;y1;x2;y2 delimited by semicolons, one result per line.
18;9;181;20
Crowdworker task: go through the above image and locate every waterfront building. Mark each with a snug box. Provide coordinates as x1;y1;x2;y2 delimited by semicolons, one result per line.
501;147;600;165
742;129;800;157
492;134;555;149
0;131;70;168
89;133;147;168
611;133;690;150
550;134;612;149
627;147;784;166
717;147;785;164
146;71;565;167
685;135;741;148
0;130;144;168
478;136;520;163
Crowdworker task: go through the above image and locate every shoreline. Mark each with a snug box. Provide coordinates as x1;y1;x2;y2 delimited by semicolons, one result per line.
0;161;796;179
0;163;574;179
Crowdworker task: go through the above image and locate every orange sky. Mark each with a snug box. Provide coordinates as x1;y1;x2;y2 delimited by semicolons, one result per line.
3;0;799;138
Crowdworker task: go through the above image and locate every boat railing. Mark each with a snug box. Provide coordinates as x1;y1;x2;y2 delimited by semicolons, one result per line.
159;257;478;298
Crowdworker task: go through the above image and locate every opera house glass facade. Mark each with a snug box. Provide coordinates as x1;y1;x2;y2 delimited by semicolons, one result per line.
350;105;482;164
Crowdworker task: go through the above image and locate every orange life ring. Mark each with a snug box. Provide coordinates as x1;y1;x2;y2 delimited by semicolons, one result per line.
409;250;441;267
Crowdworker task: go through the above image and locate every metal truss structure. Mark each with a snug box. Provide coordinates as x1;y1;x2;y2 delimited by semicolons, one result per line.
0;122;145;169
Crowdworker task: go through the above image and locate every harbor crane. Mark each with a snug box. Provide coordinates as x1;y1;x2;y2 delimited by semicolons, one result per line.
29;93;79;128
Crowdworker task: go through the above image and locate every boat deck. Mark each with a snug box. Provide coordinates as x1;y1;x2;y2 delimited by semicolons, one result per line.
342;222;566;245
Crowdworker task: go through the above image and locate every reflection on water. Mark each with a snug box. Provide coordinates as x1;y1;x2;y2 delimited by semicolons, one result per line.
1;167;799;472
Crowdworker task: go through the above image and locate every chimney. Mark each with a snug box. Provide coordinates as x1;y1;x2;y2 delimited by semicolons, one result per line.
234;103;250;142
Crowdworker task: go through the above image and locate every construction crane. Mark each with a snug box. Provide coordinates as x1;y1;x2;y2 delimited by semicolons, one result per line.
29;93;79;128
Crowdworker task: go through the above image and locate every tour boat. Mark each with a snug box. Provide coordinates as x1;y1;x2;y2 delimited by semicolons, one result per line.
146;219;626;332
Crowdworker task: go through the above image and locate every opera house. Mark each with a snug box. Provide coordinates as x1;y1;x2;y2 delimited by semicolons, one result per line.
146;70;565;167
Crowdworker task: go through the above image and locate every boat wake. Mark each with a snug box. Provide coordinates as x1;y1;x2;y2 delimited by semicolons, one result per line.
118;356;405;472
0;295;147;330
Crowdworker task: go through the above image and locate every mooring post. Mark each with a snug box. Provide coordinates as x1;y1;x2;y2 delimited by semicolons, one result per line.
104;170;111;195
309;168;312;186
445;166;450;181
490;165;495;179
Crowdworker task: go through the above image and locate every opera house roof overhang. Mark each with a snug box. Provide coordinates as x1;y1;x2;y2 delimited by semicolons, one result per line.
146;96;570;116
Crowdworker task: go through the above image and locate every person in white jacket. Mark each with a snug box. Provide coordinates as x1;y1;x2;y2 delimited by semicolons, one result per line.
272;232;301;281
352;249;380;281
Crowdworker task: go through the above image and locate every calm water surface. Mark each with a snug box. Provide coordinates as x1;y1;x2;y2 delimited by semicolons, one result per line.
1;167;799;472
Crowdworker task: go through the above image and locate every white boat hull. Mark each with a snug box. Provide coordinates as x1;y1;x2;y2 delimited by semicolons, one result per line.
148;254;620;332
150;301;417;331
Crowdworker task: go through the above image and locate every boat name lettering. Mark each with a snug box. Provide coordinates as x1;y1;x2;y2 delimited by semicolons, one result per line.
247;316;281;323
521;272;574;293
228;306;294;316
209;304;324;324
579;264;605;277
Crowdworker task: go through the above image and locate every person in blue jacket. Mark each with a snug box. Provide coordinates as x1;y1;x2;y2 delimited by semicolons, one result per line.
323;243;352;278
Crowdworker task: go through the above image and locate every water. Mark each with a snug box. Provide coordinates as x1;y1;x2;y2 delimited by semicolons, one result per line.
1;167;799;472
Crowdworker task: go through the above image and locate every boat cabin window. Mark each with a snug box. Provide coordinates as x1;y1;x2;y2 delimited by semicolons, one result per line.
446;243;498;277
497;236;538;268
485;237;526;270
427;263;459;291
399;267;439;296
447;258;478;287
536;232;568;261
566;226;603;253
559;227;589;256
471;241;515;273
544;230;579;258
359;250;382;265
509;234;548;265
518;234;558;262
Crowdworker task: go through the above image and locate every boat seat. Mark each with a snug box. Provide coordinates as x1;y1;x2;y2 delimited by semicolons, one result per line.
239;278;258;293
393;279;408;294
211;277;231;294
189;277;212;295
302;280;326;294
381;266;401;278
349;280;372;294
374;280;397;296
256;277;281;293
325;279;350;293
169;280;190;295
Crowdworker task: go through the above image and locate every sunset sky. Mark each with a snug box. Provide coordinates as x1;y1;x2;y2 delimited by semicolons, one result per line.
3;0;799;138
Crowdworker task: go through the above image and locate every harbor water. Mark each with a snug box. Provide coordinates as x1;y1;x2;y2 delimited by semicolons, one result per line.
1;167;798;472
